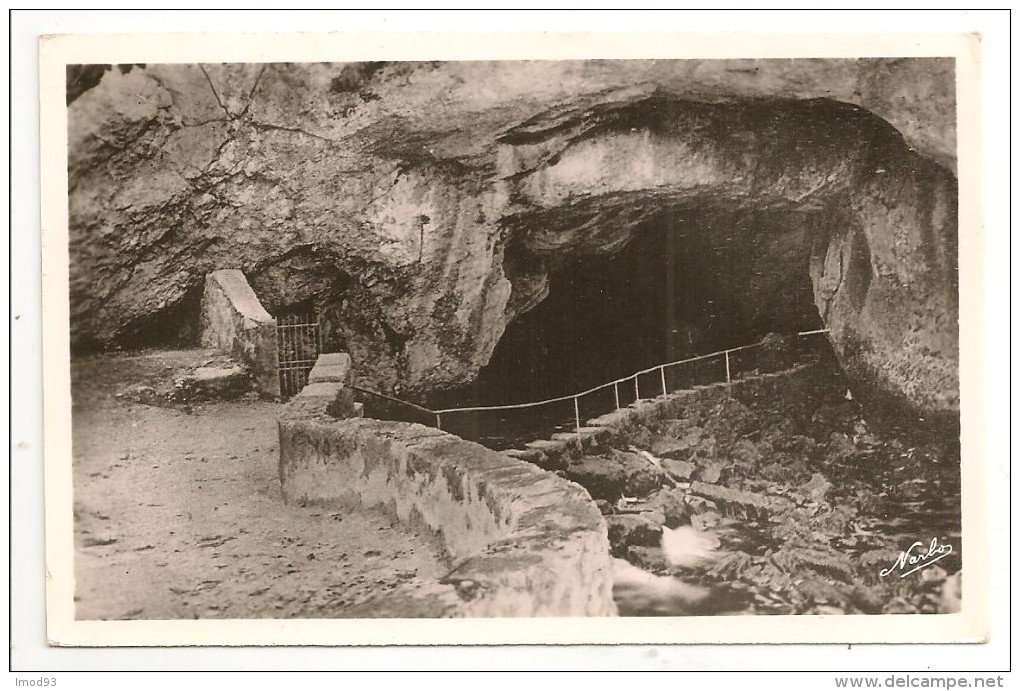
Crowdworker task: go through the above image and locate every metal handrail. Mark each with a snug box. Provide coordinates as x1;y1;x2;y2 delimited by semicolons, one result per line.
349;385;436;415
350;328;830;434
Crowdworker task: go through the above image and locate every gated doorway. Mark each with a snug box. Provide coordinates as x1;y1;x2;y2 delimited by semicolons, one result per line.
276;306;321;399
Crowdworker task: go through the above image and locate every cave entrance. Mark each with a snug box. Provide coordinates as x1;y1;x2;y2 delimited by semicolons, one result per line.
102;283;204;354
485;206;822;404
429;205;827;448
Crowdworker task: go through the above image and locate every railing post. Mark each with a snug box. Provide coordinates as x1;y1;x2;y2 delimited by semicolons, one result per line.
380;331;818;442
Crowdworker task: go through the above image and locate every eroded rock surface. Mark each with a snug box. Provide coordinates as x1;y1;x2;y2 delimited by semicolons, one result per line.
68;59;958;414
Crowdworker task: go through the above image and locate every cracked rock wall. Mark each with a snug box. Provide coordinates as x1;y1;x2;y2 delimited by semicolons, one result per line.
68;60;958;415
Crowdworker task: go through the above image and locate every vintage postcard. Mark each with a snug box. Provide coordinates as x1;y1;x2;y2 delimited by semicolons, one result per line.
40;30;986;646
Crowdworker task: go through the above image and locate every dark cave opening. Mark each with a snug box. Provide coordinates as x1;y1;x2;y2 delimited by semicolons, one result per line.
109;283;204;353
422;205;831;449
461;206;824;409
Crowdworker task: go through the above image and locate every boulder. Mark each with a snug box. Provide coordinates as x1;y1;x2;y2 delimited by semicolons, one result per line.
171;364;251;401
644;488;692;528
661;458;696;482
693;459;727;485
606;514;663;557
655;427;706;462
657;418;700;440
562;449;670;501
728;438;763;466
800;472;833;504
625;545;672;574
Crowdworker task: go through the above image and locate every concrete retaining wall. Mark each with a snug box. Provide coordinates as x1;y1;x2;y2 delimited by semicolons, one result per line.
200;269;280;397
277;356;616;617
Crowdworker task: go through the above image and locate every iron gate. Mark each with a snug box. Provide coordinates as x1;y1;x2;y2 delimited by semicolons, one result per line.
277;309;321;399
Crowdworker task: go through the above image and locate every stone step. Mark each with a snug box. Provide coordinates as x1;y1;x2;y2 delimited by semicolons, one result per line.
308;352;353;385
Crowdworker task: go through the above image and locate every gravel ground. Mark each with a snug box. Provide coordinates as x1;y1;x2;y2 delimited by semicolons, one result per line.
71;350;451;620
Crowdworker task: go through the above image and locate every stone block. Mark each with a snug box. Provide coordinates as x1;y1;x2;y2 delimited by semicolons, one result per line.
606;514;663;556
199;270;279;397
308;353;353;385
315;352;349;367
172;364;251;401
296;381;342;400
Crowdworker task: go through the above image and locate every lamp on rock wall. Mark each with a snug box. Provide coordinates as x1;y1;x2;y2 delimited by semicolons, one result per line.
416;214;432;263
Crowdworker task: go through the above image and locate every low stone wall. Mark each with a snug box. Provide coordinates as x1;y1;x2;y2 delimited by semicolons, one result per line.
504;364;815;472
200;269;279;397
277;355;616;617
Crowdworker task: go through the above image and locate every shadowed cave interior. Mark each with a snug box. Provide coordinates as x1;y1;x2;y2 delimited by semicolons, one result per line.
433;205;826;411
421;205;832;449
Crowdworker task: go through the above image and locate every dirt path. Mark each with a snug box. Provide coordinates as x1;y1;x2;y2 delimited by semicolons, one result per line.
72;350;450;620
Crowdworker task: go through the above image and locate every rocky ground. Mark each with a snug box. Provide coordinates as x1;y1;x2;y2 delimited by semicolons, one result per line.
71;349;451;620
560;354;963;616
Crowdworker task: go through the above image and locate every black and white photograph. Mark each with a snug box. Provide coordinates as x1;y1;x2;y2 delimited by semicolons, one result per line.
30;24;993;653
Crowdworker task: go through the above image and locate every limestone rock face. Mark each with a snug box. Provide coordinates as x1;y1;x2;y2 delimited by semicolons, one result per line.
67;59;958;414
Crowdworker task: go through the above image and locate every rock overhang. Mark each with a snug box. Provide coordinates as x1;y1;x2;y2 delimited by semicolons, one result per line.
68;59;958;416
